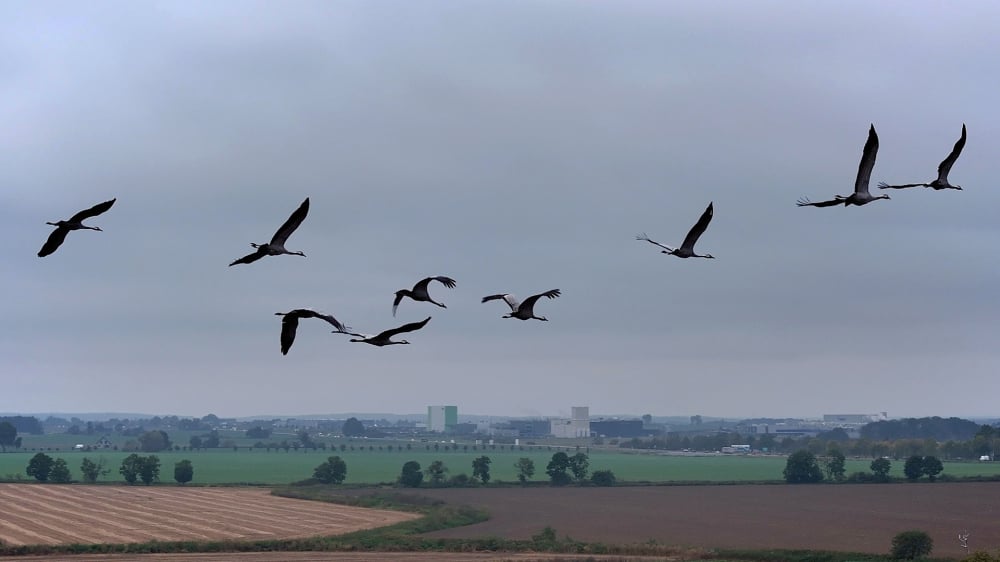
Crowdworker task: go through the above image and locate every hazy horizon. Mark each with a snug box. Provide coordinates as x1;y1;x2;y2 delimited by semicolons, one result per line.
3;2;998;420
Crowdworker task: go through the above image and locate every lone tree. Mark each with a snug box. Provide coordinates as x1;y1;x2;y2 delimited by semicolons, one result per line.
174;459;194;484
120;453;144;484
568;452;590;481
80;457;108;483
313;456;347;484
825;448;847;482
341;417;366;437
922;456;943;482
871;457;892;482
904;455;924;481
0;421;17;452
139;455;161;485
514;457;535;484
427;460;448;486
49;458;72;483
890;530;933;559
138;430;171;453
546;452;572;486
26;453;54;482
783;450;824;483
399;461;423;487
472;456;492;484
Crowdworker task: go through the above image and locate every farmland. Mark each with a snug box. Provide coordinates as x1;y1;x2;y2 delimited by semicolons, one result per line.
0;484;416;546
417;482;1000;558
4;447;1000;485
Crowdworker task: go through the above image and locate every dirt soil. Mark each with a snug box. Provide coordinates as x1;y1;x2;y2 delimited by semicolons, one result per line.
0;484;416;546
415;482;1000;557
0;554;675;562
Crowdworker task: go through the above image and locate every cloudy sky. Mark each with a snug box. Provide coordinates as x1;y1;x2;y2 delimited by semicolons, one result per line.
2;1;998;420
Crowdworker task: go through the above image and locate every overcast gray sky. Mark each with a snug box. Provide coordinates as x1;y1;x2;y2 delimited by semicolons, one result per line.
2;1;998;420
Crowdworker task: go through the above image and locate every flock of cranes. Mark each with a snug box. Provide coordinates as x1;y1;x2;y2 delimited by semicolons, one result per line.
36;123;967;355
796;123;966;208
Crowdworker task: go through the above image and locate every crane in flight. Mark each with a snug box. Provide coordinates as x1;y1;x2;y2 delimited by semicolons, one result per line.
229;198;310;266
38;198;117;257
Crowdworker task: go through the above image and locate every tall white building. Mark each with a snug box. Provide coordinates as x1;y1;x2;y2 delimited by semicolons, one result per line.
427;405;458;432
550;406;590;438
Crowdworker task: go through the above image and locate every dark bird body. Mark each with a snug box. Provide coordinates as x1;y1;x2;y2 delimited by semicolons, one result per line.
275;309;348;355
38;198;116;257
797;124;890;207
335;317;431;346
482;289;561;321
637;202;715;259
878;124;966;191
393;276;457;316
229;198;310;266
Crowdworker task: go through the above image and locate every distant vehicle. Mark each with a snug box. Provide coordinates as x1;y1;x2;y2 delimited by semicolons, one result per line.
980;455;991;461
73;444;85;450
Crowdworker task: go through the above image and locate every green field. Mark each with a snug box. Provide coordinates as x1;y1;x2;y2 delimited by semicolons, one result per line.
3;447;1000;485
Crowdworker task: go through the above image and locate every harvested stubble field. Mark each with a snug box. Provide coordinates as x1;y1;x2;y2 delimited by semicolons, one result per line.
0;484;416;546
417;482;1000;557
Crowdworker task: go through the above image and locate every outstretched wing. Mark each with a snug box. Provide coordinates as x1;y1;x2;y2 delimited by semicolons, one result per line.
428;276;457;289
877;181;925;190
796;197;843;208
314;312;348;333
482;293;519;311
854;124;878;196
270;197;310;246
378;316;431;340
635;233;673;253
412;275;457;294
520;289;560;314
68;198;116;222
680;202;713;252
229;246;267;266
937;123;966;182
392;292;405;317
279;315;300;355
38;227;71;257
285;308;348;333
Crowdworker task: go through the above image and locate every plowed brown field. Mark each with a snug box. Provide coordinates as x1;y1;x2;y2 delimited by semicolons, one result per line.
0;484;416;546
416;483;1000;557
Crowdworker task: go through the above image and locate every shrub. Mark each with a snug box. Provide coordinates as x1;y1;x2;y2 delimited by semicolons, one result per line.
962;552;1000;562
532;526;557;543
890;530;933;559
590;469;616;486
312;456;346;484
846;471;874;483
174;460;194;484
398;461;423;487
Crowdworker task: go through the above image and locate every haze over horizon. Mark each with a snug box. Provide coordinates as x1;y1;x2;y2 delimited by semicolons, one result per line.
3;2;998;420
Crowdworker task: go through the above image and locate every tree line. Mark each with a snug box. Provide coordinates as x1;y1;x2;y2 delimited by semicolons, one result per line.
622;420;1000;460
783;448;945;484
23;453;194;485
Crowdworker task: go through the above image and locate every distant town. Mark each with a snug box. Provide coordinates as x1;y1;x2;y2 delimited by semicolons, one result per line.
1;406;949;444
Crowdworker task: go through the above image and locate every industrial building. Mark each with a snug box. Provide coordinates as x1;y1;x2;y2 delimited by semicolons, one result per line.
427;405;457;432
550;406;590;438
